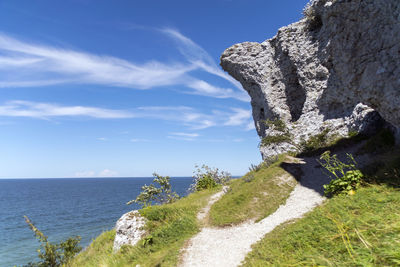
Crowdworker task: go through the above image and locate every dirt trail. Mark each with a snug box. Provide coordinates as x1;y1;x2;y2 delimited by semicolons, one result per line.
179;156;328;267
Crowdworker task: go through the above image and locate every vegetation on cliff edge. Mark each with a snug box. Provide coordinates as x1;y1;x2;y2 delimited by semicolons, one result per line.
69;188;218;267
209;155;297;226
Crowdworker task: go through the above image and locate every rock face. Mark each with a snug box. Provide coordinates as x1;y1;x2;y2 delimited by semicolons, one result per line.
113;210;146;252
221;0;400;159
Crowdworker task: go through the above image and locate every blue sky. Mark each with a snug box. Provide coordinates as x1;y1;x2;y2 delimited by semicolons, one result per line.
0;0;309;178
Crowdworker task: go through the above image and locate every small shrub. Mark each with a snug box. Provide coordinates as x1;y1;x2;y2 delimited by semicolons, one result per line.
23;216;82;267
260;133;292;146
348;130;359;138
260;118;293;147
299;128;330;153
264;119;287;132
303;0;324;31
190;165;231;192
195;175;218;190
264;155;280;167
127;173;179;207
249;156;279;173
318;151;363;196
249;163;262;172
243;174;255;183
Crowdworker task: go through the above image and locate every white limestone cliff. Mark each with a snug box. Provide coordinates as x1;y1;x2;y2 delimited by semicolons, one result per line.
221;0;400;159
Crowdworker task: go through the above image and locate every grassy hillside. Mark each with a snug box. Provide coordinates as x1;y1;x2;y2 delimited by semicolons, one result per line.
70;131;400;266
243;184;400;266
209;155;297;226
243;145;400;266
69;188;218;267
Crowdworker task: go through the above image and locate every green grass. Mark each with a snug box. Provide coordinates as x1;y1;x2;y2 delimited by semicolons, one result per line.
69;188;218;267
70;132;400;266
242;185;400;266
209;156;297;226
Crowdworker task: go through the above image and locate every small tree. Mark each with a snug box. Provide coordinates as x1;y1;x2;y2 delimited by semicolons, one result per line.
190;165;231;192
318;151;364;196
23;216;81;267
127;173;179;207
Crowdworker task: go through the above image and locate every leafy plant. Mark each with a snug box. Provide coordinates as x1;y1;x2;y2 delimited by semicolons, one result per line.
127;173;179;207
23;216;81;267
318;151;363;196
190;165;231;192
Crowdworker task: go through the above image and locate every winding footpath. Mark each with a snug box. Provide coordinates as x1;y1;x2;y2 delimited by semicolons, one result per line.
179;157;328;267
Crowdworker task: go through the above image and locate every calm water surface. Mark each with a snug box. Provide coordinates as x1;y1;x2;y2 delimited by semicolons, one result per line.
0;177;193;267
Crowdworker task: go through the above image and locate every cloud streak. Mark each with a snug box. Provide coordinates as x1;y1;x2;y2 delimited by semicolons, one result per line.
0;30;249;101
0;100;133;119
0;100;254;130
168;132;200;141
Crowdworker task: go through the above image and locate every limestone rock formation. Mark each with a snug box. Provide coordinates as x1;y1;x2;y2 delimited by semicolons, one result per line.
221;0;400;159
113;210;146;252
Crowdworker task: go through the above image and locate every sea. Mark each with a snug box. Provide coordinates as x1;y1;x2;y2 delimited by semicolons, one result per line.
0;177;194;267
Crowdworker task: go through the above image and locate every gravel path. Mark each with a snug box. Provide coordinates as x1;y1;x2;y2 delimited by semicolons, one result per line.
197;186;230;222
179;157;328;267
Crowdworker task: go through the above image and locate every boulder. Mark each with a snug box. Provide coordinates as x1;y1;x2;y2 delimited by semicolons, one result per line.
113;210;146;252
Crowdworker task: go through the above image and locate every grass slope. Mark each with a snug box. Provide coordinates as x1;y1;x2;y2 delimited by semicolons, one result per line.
69;188;218;267
209;156;297;226
242;185;400;266
71;131;400;266
243;144;400;267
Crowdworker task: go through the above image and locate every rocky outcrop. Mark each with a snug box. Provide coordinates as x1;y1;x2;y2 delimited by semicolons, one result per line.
113;210;146;252
221;0;400;159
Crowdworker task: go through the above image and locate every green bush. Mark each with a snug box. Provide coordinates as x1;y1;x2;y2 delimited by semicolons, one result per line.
299;128;330;153
323;169;363;196
319;151;363;196
260;133;292;146
127;173;179;207
195;175;218;191
263;118;287;132
260;118;292;147
190;165;231;192
23;216;81;267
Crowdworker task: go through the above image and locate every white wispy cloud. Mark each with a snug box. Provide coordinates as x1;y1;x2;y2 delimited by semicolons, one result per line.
160;28;242;89
224;108;252;126
168;132;200;141
0;100;133;119
160;28;249;101
0;100;253;130
0;30;249;101
0;33;192;89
